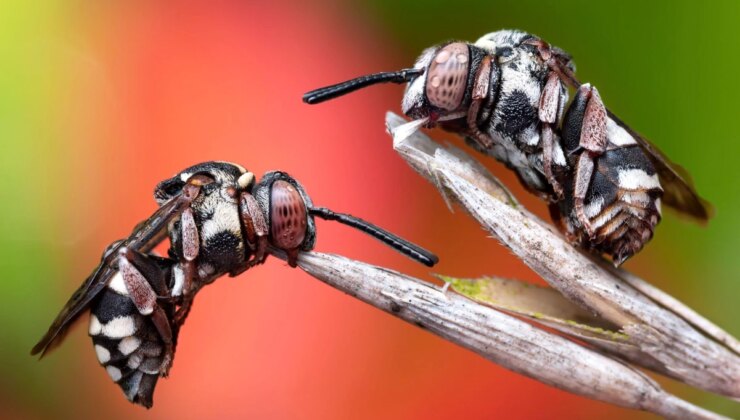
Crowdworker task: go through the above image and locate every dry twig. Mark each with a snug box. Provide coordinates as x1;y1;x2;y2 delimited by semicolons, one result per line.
275;251;726;419
385;111;740;400
267;112;740;418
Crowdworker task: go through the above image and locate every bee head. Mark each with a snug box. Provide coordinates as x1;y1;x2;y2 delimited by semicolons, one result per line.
302;41;480;139
402;42;471;121
251;171;317;257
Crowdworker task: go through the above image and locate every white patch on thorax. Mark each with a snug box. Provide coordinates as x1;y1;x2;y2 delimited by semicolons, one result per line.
108;271;128;295
201;201;242;242
522;125;539;146
618;169;661;190
94;344;110;364
474;30;529;55
498;55;542;107
172;264;184;297
606;118;637;147
102;316;136;338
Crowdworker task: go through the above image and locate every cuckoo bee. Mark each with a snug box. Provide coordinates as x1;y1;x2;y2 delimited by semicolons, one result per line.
31;161;437;408
304;29;713;265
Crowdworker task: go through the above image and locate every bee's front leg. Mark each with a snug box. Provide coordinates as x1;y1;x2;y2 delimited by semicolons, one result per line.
466;55;495;150
229;191;269;277
539;72;567;199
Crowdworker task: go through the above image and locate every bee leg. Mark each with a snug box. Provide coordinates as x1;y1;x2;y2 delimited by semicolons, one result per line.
172;207;199;329
117;248;176;376
539;72;566;199
576;85;608;153
525;38;581;88
466;55;494;150
573;153;597;236
172;261;197;328
179;207;199;297
172;278;195;330
231;192;269;277
566;84;608;237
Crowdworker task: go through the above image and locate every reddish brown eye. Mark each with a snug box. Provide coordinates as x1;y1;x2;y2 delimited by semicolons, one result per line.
270;180;307;251
425;42;469;111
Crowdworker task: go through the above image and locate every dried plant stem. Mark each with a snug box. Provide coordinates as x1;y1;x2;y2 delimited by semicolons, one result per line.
386;112;740;399
284;251;726;420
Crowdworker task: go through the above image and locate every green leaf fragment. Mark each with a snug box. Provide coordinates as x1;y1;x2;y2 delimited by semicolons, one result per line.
438;275;629;343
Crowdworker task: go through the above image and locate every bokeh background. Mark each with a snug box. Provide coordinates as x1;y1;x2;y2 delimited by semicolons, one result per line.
1;0;738;418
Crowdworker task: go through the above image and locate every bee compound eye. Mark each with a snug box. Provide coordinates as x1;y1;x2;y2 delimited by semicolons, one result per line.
270;180;308;251
425;42;469;111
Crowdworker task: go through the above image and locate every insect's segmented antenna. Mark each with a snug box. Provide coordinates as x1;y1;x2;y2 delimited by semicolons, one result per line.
309;207;438;267
303;68;423;104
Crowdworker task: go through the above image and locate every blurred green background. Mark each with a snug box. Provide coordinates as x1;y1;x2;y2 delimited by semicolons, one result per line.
0;0;737;418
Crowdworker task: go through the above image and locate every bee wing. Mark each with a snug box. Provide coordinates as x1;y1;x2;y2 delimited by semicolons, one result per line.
549;56;714;222
606;111;714;222
31;187;200;358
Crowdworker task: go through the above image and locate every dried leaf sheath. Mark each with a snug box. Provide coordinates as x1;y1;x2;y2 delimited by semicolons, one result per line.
285;251;725;420
385;111;740;399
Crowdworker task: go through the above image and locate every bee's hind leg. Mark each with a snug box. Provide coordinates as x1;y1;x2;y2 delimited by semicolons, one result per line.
561;84;608;237
117;247;176;376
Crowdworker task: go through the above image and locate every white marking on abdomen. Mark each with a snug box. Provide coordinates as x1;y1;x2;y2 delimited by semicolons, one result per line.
102;316;136;338
95;345;110;364
106;365;122;382
606;118;637;147
590;204;623;230
584;197;605;219
621;191;652;207
89;315;102;335
618;169;661;190
128;353;143;369
118;336;141;356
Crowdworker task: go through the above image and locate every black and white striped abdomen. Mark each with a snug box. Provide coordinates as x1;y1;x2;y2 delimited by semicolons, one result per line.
88;270;171;408
562;142;663;265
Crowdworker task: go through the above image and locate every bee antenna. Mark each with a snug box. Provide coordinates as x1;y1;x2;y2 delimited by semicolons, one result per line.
303;68;424;105
308;207;438;267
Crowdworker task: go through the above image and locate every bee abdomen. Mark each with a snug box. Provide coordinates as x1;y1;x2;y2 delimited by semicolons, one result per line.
589;191;661;265
567;146;663;265
88;273;168;408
